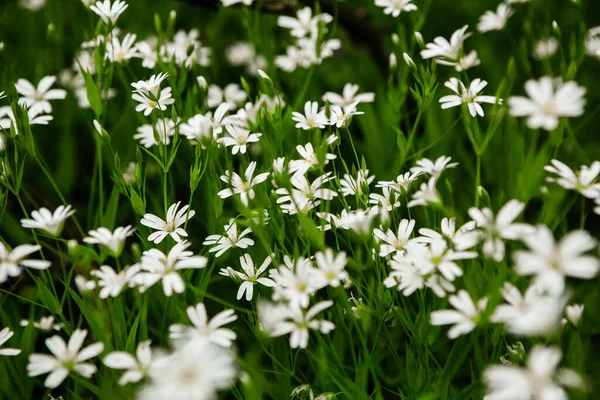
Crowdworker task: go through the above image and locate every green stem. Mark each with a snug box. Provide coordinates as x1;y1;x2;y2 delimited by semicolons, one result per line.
475;154;481;207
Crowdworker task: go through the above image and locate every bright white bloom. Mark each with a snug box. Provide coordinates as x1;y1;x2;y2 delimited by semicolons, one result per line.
544;159;600;199
90;0;128;24
169;303;237;347
533;37;559;60
329;101;364;128
369;186;401;211
140;202;195;244
220;254;276;301
75;275;97;293
374;219;416;257
376;171;422;193
91;265;140;299
203;219;255;257
221;0;254;6
585;26;600;60
483;346;582;400
292;101;329;130
418;217;479;250
20;205;75;236
19;0;47;11
440;78;501;117
491;283;565;336
135;241;208;297
288;142;337;176
218;125;262;155
180;113;212;143
513;225;598;296
138;337;236;400
103;340;153;385
411;156;458;179
218;161;270;206
340;169;375;197
408;240;477;282
430;290;488;339
314;249;348;289
134;118;178;148
468;199;534;262
374;0;417;17
477;3;513;33
0;104;53;132
15;75;66;114
207;83;247;110
277;7;333;38
322;83;375;110
27;329;104;388
565;304;584;326
210;103;243;136
0;328;21;356
269;301;335;349
407;177;440;208
132;86;175;116
508;77;586;131
271;256;319;309
420;25;479;71
106;33;138;63
83;225;136;256
135;39;158;69
275;172;337;214
20;316;62;332
0;242;51;283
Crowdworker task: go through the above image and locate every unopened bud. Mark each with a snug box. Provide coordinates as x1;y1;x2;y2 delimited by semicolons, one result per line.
414;32;425;48
389;53;397;70
197;75;207;90
403;52;415;68
391;33;400;44
257;69;271;81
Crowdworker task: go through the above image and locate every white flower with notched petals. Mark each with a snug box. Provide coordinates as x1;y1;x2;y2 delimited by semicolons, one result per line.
218;125;262;155
329;101;364;128
420;25;480;71
0;328;21;356
0;104;53;132
374;219;416;257
468;199;534;262
369;186;401;211
313;249;348;289
103;340;153;385
89;0;128;24
418;217;479;251
513;225;598;296
134;118;178;148
219;254;276;301
374;0;417;18
20;316;62;332
180;113;212;144
20;205;75;236
376;171;422;193
268;301;335;349
15;76;66;113
440;78;501;117
83;225;135;256
135;241;207;297
277;7;332;38
508;77;586;131
430;290;488;339
203;219;255;258
140;202;195;244
477;3;513;33
288;142;337;176
0;242;51;283
270;256;319;310
407;177;440;208
106;33;138;63
132;87;174;116
27;329;104;388
90;265;140;299
340;169;375;197
544;159;600;199
292;101;329;130
207;83;247;110
322;83;375;109
218;161;269;207
483;346;582;400
411;156;458;179
210;103;243;136
169;303;237;347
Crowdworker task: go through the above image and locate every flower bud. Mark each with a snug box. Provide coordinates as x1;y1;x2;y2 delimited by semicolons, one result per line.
389;53;397;70
197;75;207;90
403;52;415;68
414;32;425;48
391;33;400;44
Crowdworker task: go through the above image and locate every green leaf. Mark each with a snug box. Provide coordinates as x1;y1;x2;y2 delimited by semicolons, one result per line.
36;279;61;315
129;188;146;215
82;70;103;118
66;286;111;346
297;213;325;249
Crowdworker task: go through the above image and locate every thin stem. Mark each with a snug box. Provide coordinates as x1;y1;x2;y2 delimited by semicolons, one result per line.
475;153;481;207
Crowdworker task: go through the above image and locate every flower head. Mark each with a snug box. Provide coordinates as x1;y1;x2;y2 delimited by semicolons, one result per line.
140;202;195;244
83;225;136;256
90;0;128;25
20;205;75;236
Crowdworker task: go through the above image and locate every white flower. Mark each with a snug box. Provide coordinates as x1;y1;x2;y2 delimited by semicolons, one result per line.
420;25;472;62
491;283;565;336
340;169;375;197
140;202;195;244
169;303;237;347
27;329;104;388
218;125;262;155
90;265;140;299
376;171;422;193
106;33;138;63
20;316;62;332
180;113;212;143
0;242;51;283
411;156;458;179
277;7;332;38
138;337;236;400
288;142;336;176
418;217;479;251
268;301;335;348
134;118;178;148
533;37;559;60
220;254;276;301
544;159;600;199
440;78;501;117
483;346;582;400
407;177;440;207
513;225;598;296
19;0;47;11
203;219;255;257
221;0;253;6
132;86;175;116
275;172;337;214
83;225;135;256
329;101;364;128
135;241;208;297
292;101;329;130
585;26;600;60
103;340;153;385
406;240;477;282
565;304;584;326
271;256;319;309
374;219;416;257
15;75;66;114
374;0;417;17
20;205;75;236
131;72;169;95
508;77;586;131
210;103;243;136
135;39;158;69
89;0;128;25
218;161;270;206
75;275;97;293
369;186;401;211
313;249;348;289
468;199;534;262
430;290;488;339
322;83;375;109
207;83;247;110
477;3;513;33
0;328;21;356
